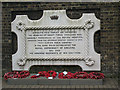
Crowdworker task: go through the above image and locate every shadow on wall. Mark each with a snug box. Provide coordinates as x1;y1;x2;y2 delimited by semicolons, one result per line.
29;65;83;73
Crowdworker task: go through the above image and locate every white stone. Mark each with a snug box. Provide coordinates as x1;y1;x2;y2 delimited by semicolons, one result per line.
36;74;40;76
63;71;68;75
48;77;53;79
11;10;100;71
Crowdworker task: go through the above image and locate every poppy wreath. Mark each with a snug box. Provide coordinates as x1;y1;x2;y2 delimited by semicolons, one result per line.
4;71;30;80
89;72;104;79
58;72;74;79
73;72;89;79
19;71;30;78
4;71;104;80
31;71;57;79
38;71;47;77
30;71;48;78
4;72;15;80
30;74;40;78
45;70;57;79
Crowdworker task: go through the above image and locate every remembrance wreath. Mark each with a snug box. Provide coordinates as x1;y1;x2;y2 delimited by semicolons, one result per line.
30;70;57;79
4;71;104;80
89;72;104;79
58;72;74;79
73;72;89;79
4;71;30;80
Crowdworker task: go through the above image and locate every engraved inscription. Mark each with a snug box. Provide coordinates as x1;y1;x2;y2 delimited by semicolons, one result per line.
26;29;84;59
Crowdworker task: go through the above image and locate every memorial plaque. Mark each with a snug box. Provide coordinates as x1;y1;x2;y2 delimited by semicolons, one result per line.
26;29;84;59
12;10;100;71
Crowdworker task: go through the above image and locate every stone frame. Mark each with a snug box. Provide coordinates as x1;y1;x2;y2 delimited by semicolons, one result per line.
11;10;100;71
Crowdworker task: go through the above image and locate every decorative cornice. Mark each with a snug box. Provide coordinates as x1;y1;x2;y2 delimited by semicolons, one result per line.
16;20;26;31
84;57;95;66
19;20;94;30
84;20;94;29
18;57;95;66
16;19;95;66
50;15;59;20
17;57;26;66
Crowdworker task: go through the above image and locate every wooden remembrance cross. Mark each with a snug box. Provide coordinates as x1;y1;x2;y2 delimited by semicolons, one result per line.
12;10;100;71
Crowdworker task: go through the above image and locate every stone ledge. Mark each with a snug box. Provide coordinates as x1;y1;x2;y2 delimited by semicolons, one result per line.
6;78;103;85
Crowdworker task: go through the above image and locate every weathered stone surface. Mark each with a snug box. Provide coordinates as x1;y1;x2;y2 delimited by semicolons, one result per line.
12;10;100;71
7;78;103;85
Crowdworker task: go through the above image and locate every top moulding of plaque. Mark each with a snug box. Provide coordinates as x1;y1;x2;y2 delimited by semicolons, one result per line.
12;10;100;29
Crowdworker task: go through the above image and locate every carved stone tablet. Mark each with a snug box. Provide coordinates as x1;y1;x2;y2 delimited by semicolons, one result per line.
12;10;100;71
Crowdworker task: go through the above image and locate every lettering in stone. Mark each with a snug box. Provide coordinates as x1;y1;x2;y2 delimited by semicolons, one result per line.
26;29;83;59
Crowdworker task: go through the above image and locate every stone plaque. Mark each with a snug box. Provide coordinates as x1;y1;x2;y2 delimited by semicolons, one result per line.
26;29;83;59
12;10;100;71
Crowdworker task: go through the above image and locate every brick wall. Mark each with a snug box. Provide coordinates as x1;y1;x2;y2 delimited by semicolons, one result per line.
2;2;119;77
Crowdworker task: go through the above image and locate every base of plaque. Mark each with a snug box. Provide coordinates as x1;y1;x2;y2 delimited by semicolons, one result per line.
6;78;103;85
